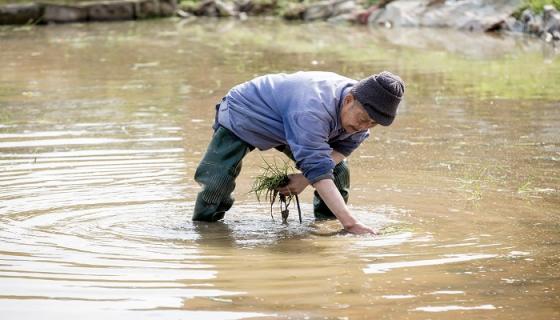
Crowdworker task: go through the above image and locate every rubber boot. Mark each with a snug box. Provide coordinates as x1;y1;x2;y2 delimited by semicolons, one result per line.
313;160;350;220
193;127;253;222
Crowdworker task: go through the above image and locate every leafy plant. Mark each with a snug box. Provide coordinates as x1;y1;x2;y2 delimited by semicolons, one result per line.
250;158;302;223
514;0;560;17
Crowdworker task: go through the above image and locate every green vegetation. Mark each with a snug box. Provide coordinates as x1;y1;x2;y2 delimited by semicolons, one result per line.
456;169;485;201
251;158;291;202
379;224;413;234
363;0;381;7
513;0;560;18
524;0;560;13
250;158;302;223
517;179;556;197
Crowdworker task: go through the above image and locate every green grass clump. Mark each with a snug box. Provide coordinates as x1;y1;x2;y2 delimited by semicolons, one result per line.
251;158;291;202
250;158;302;223
527;0;560;12
514;0;560;16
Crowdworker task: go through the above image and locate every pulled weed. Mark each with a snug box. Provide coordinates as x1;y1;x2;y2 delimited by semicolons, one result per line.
250;158;302;224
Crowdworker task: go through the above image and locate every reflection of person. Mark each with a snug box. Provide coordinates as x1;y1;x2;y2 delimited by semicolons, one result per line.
192;71;405;235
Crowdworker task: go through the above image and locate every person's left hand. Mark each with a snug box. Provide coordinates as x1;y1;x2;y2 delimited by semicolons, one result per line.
344;222;378;235
276;173;310;196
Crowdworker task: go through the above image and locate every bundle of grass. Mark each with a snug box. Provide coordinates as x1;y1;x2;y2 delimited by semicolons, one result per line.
250;158;302;224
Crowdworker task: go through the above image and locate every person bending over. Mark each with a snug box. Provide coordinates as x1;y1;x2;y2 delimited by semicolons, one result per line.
192;71;405;235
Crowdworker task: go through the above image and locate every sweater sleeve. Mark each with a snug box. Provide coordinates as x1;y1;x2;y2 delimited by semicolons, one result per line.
330;130;370;157
282;111;335;184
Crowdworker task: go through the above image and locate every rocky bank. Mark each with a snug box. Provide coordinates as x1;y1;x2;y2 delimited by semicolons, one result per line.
1;0;559;42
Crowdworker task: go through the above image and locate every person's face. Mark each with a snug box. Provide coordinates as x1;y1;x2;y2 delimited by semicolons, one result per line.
341;94;378;134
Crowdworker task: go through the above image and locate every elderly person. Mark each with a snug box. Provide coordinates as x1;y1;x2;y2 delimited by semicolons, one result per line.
192;71;405;235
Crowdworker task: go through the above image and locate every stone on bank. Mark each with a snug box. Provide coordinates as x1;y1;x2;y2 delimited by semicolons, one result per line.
0;3;42;24
42;4;88;23
0;0;176;24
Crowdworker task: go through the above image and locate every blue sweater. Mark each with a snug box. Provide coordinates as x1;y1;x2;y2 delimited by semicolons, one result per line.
217;71;369;184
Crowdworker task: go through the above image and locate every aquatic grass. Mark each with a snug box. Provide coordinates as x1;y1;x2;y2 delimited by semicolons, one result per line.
250;158;302;223
517;178;556;197
517;179;534;194
378;224;414;235
456;167;490;201
251;158;291;202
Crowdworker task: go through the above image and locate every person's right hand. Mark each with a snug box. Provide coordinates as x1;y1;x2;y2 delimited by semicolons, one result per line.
276;173;309;196
345;222;378;235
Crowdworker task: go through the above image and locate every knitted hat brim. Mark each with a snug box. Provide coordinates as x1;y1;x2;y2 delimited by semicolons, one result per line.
352;75;401;127
364;104;394;126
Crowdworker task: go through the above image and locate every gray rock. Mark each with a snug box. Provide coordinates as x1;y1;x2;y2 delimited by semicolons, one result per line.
369;0;422;27
133;0;160;19
282;3;306;20
459;19;485;32
370;0;524;31
214;0;235;17
193;0;218;16
520;8;534;24
501;16;524;33
159;0;177;16
43;4;88;23
331;0;358;16
543;4;560;35
527;13;543;34
234;0;275;16
327;12;356;24
87;1;135;21
304;1;331;21
176;8;192;18
305;0;359;22
234;0;252;13
543;4;558;20
0;3;42;25
517;8;541;34
192;0;236;17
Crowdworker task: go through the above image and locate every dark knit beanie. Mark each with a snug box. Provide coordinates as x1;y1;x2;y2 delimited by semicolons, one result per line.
351;71;405;126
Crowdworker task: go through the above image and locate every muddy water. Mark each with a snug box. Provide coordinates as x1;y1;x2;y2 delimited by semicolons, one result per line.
0;19;559;319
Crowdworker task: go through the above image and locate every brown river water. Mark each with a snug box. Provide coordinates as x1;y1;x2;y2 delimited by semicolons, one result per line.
0;18;559;319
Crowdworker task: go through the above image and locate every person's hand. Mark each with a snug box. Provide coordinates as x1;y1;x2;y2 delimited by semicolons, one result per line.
276;173;309;196
344;222;378;235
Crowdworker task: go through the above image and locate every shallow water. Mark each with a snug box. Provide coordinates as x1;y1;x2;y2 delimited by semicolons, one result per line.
0;18;559;319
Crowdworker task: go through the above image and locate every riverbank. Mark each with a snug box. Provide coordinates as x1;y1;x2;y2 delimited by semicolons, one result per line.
0;0;177;24
1;0;559;42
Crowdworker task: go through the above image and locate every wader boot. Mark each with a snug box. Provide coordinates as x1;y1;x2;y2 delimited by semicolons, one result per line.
193;126;253;222
313;161;350;220
277;146;350;220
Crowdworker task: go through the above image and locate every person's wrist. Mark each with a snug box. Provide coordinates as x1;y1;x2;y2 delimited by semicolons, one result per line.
340;215;358;229
299;173;310;186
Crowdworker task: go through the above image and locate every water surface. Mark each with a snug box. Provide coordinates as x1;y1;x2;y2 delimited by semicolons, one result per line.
0;18;559;319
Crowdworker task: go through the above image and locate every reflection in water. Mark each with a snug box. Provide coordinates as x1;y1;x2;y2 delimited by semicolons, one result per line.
414;304;497;312
363;253;497;274
0;18;559;319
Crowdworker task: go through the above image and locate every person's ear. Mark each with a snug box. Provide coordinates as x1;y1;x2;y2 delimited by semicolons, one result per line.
346;93;355;104
344;93;355;109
